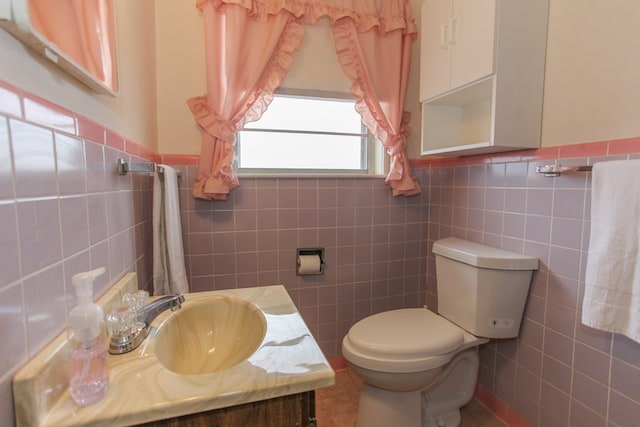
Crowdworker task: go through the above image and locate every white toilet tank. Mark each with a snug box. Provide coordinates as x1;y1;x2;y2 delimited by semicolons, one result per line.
432;237;538;339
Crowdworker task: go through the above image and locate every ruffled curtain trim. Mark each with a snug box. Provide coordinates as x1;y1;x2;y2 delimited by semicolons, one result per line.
332;21;420;196
197;0;417;35
187;19;305;141
238;19;306;129
192;150;240;200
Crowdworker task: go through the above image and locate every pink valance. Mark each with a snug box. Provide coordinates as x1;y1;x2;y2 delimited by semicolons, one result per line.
196;0;417;35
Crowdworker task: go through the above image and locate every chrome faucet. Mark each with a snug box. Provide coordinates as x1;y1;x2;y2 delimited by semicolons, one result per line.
108;293;185;354
138;294;185;327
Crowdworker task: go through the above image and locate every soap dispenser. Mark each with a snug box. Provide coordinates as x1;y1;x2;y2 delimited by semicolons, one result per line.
68;267;110;406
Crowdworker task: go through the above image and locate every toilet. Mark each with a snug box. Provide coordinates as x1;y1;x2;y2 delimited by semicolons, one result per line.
342;237;538;427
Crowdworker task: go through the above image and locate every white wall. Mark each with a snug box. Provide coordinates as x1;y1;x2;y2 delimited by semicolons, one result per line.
154;0;204;156
541;0;640;147
0;0;158;150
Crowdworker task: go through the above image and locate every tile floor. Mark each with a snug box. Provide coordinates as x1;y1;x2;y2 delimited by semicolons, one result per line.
315;369;505;427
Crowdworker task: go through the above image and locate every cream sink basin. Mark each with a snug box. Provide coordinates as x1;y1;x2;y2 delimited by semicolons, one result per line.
153;295;267;375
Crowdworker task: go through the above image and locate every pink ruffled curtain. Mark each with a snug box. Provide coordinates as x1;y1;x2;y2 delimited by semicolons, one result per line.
189;0;420;200
187;1;304;200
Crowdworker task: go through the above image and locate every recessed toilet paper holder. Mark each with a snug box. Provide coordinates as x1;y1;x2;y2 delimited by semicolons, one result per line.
296;248;324;276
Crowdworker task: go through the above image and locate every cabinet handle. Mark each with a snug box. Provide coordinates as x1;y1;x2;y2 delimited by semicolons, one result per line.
440;23;449;49
449;17;459;45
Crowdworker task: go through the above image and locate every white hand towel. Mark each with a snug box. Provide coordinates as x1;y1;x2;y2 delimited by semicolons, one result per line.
582;159;640;343
153;165;189;296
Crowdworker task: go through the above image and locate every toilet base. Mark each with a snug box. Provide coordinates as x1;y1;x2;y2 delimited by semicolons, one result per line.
356;384;422;427
353;348;481;427
422;409;461;427
422;348;480;427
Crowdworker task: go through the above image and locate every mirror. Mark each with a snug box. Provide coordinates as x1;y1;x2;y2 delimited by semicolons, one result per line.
0;0;118;96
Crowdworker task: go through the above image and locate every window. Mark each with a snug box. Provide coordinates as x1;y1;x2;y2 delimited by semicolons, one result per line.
237;91;383;175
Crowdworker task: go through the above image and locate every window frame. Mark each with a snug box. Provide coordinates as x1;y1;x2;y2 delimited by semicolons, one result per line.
236;89;385;177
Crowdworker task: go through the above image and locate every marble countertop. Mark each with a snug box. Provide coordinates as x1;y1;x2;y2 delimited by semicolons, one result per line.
13;273;335;427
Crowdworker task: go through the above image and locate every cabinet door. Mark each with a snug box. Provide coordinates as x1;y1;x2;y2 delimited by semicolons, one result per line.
420;0;454;101
450;0;496;89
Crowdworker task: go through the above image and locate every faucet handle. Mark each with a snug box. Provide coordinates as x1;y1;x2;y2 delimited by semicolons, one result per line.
107;306;141;337
123;290;149;311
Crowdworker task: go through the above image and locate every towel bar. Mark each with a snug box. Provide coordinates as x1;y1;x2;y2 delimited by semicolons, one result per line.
117;158;181;177
536;164;593;177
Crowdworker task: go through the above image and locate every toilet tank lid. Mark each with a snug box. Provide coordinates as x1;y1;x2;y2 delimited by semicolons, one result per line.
433;237;538;270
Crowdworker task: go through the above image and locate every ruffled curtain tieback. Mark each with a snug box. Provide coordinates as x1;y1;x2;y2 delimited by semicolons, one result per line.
187;96;238;142
385;134;408;156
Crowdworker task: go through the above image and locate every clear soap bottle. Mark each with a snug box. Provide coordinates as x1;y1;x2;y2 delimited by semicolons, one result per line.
68;267;110;406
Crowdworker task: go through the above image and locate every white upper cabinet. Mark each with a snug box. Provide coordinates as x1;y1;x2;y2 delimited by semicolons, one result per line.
420;0;496;102
420;0;549;156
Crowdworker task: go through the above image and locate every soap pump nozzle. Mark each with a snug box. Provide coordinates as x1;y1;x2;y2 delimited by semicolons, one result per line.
69;267;106;349
72;267;105;303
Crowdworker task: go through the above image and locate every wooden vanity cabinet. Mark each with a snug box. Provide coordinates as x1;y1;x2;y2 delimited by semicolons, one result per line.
420;0;549;156
138;391;316;427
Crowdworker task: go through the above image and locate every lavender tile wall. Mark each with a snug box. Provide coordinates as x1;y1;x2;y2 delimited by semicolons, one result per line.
3;92;640;427
0;114;153;427
427;157;640;427
178;167;430;358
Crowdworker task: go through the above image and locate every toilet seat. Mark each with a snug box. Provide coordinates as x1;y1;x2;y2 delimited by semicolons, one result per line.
342;308;465;373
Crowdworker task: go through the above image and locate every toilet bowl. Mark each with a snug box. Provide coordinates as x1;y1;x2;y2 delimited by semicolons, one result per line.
342;308;488;427
342;237;538;427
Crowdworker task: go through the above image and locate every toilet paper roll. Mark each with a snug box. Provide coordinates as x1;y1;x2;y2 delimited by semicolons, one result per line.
297;254;322;274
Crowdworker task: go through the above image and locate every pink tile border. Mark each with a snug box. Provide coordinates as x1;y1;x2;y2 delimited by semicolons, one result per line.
0;85;22;118
409;136;640;170
125;138;142;157
105;129;125;151
474;384;534;427
328;356;350;372
608;136;640;155
77;116;105;144
0;79;155;160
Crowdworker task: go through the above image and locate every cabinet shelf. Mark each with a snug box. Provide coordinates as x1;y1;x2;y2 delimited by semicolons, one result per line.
422;77;494;156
